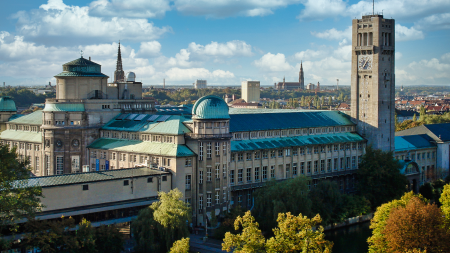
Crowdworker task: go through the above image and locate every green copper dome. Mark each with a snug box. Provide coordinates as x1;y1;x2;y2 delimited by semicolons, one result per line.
0;96;16;112
55;57;108;77
192;95;230;119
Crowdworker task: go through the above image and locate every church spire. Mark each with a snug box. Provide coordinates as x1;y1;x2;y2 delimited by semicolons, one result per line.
114;41;125;83
299;61;304;89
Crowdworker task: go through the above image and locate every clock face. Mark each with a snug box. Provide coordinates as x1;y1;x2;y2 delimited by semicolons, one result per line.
56;139;63;148
358;56;372;70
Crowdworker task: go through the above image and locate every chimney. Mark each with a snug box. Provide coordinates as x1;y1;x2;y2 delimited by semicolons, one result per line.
89;56;91;61
232;94;236;100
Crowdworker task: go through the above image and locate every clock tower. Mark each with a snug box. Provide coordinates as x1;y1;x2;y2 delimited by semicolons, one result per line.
351;14;395;151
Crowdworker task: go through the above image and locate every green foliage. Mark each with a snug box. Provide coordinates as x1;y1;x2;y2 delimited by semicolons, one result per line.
94;225;125;253
253;176;312;233
309;181;370;225
169;237;190;253
0;88;54;107
419;180;447;205
222;211;333;253
0;144;42;249
212;206;245;240
357;146;408;209
439;184;450;219
132;189;191;253
367;192;427;253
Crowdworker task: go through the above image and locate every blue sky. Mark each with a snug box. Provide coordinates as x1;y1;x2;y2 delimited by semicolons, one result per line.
0;0;449;87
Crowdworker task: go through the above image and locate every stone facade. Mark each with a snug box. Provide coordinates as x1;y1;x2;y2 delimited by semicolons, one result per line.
241;81;260;103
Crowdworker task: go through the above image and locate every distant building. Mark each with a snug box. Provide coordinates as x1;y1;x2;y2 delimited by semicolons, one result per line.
194;80;207;89
274;62;304;90
306;83;315;90
229;102;262;109
396;110;419;122
241;81;260;103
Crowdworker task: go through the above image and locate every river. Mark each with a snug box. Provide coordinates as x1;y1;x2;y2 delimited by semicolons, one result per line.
325;221;372;253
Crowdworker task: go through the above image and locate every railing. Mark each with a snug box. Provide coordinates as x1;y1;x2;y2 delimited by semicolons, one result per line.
185;133;232;139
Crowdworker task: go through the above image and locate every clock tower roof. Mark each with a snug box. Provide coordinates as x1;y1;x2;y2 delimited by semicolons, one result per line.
55;56;109;78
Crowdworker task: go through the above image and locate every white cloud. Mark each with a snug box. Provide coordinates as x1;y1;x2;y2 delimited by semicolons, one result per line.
13;0;171;45
311;26;352;41
297;0;346;21
395;24;424;41
395;52;403;60
397;53;450;85
165;67;234;81
414;13;450;31
188;40;253;58
253;53;293;72
138;41;161;58
173;0;301;18
292;48;330;61
89;0;171;19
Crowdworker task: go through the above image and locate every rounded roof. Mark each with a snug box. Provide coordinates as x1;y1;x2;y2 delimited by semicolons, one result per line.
0;96;16;112
192;95;230;120
127;72;136;81
55;56;108;78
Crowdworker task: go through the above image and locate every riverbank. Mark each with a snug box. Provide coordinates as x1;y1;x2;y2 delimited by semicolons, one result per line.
324;213;373;231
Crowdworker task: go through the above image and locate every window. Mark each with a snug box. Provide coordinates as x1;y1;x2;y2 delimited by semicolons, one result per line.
427;152;430;159
300;148;305;155
230;170;235;184
255;167;260;181
262;166;268;180
340;158;344;170
358;142;362;149
358;155;362;164
238;153;243;161
417;153;421;160
314;160;318;173
238;169;243;183
223;190;226;202
185;175;191;189
321;146;325;153
254;152;261;160
215;191;220;204
285;149;291;157
278;149;283;157
327;159;331;172
314;147;318;154
352;156;356;168
35;157;39;172
35;145;40;151
286;164;290;178
307;161;311;174
56;156;64;175
124;180;129;186
207;168;212;181
162;175;167;181
207;142;212;158
82;185;89;191
199;196;203;212
199;171;203;184
185;157;192;166
246;168;251;182
293;163;297;175
215;142;220;156
270;166;275;179
352;143;356;150
307;147;312;155
148;177;153;183
340;144;345;151
270;150;276;158
246;153;252;161
207;194;212;207
334;145;338;152
199;142;203;161
346;157;350;169
293;148;298;156
301;162;305;174
320;160;325;173
263;151;268;159
231;154;236;162
223;142;227;155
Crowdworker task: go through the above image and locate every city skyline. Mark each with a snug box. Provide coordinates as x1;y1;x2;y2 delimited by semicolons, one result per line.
0;0;449;87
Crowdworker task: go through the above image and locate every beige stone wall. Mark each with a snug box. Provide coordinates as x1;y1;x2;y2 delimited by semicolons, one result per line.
241;81;260;103
40;174;172;212
56;77;108;100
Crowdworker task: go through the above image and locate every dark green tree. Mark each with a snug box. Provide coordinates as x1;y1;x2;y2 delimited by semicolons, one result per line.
94;225;125;253
253;176;312;233
0;144;42;249
357;146;408;209
132;208;162;253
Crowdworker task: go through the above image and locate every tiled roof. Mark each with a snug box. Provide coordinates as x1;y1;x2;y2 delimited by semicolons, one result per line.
394;134;435;151
20;167;168;188
229;110;353;132
0;130;42;143
43;103;85;112
9;111;42;125
102;114;191;135
88;138;195;157
63;57;101;66
231;132;364;152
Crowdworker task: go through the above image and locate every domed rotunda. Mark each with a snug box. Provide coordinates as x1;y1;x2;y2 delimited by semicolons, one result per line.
192;95;230;120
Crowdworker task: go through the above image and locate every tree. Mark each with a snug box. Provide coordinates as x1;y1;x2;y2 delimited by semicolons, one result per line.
253;176;311;233
132;189;191;253
384;197;450;253
169;238;190;253
94;225;125;253
419;105;426;121
440;184;450;221
265;213;333;253
222;211;333;253
222;211;266;253
213;206;245;240
0;144;42;249
368;192;428;252
412;113;417;121
357;146;408;209
328;96;332;105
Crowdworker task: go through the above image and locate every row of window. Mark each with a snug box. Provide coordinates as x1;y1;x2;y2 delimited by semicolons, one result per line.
90;150;172;167
101;131;175;143
199;142;227;161
196;164;228;184
198;190;227;210
232;143;363;162
396;151;435;161
8;124;40;132
1;141;41;151
233;126;354;140
229;156;360;184
196;121;229;129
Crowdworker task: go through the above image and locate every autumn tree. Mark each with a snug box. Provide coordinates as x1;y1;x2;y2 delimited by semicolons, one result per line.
222;211;333;253
357;145;408;209
0;144;42;249
384;197;450;253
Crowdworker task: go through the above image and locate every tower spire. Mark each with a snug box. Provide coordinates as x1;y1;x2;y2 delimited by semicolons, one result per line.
114;41;125;83
299;61;304;90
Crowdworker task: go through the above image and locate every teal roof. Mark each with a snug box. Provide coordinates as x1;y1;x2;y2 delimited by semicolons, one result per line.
0;96;16;112
102;114;191;135
395;134;435;152
0;130;42;143
88;138;194;157
192;95;230;119
229;110;353;132
9;111;42;125
231;132;364;152
19;167;169;188
55;57;108;78
43;103;85;112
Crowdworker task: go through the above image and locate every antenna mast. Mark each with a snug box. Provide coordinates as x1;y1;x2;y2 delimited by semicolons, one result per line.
373;0;374;15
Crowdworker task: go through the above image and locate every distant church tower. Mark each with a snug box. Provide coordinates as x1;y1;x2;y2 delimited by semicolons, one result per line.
299;61;304;89
114;42;125;83
351;14;395;151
